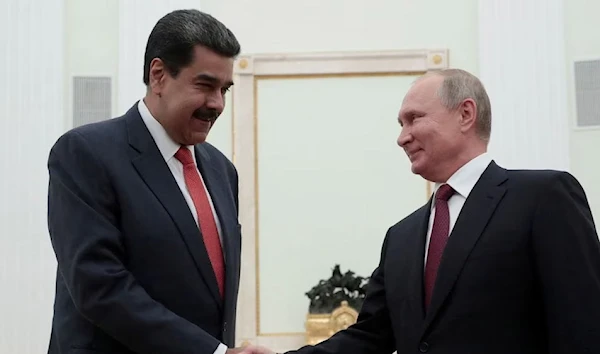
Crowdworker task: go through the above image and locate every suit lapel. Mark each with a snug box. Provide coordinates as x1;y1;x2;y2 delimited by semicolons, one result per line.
385;200;432;329
407;202;432;322
125;106;222;308
423;162;507;329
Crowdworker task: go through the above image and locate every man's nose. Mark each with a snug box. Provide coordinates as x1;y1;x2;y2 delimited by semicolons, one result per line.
397;127;412;147
205;91;225;112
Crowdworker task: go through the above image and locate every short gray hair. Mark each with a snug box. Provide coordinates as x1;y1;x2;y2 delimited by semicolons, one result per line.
427;69;492;142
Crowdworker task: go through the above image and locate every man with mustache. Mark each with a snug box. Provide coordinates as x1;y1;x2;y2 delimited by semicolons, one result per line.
242;69;600;354
47;9;247;354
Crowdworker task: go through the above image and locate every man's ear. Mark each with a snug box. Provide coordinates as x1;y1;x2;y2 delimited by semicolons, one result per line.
148;58;167;96
459;98;477;134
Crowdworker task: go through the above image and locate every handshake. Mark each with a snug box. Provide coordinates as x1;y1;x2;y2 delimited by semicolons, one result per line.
228;345;277;354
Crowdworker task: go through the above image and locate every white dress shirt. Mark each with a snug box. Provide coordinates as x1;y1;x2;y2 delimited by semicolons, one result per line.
138;99;227;354
424;153;493;264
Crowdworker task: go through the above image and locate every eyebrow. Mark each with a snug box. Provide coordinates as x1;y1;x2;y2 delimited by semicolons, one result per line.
194;73;234;87
400;109;425;119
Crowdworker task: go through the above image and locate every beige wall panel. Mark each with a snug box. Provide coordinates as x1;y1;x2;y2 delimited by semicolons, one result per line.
255;75;428;333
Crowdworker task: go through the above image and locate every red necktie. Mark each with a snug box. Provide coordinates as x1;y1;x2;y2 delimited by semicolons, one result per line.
424;184;455;310
174;147;225;298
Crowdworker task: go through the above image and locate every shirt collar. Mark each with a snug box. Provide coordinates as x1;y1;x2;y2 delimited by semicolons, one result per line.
433;152;493;200
137;99;196;163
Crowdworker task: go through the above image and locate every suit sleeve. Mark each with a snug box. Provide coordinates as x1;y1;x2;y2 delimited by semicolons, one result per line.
48;131;222;354
287;231;396;354
531;171;600;354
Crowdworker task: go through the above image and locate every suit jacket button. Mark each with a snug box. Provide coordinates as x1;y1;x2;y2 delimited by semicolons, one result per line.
419;342;429;353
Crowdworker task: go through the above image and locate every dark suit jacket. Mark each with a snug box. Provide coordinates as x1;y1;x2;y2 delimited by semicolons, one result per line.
47;104;241;354
289;162;600;354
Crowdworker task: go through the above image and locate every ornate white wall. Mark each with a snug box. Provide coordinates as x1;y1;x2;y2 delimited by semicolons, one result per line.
565;0;600;224
0;0;65;353
478;0;570;171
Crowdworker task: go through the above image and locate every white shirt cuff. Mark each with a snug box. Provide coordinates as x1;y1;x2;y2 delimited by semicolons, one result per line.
214;343;228;354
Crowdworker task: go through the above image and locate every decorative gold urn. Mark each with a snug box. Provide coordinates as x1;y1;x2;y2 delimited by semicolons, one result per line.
305;301;359;345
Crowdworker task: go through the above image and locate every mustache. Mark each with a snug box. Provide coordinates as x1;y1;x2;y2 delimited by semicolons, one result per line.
192;108;220;122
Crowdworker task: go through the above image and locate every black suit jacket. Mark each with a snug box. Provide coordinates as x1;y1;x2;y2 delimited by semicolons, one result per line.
289;162;600;354
47;104;241;354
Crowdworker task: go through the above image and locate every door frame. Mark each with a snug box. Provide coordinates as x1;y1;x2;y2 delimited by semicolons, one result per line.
231;49;449;351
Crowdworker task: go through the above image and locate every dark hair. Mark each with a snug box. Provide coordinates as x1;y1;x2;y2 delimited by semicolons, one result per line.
143;9;241;85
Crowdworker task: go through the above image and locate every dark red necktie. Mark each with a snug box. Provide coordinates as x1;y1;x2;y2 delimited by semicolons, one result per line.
424;184;455;310
174;147;225;298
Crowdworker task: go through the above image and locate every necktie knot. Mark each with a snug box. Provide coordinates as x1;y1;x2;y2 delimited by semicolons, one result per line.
174;147;194;166
436;184;455;201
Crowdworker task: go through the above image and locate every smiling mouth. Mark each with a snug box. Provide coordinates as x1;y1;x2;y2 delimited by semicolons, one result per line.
406;149;421;160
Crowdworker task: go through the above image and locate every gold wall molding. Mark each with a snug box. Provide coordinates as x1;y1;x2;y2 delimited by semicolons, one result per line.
234;49;448;77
